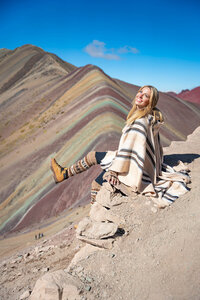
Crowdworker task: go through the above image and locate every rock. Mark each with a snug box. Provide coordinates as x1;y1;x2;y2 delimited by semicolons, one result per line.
20;290;31;299
96;182;129;208
85;276;92;283
89;202;125;225
24;254;34;263
75;266;84;274
2;268;8;272
150;196;170;208
24;252;30;259
9;276;15;281
35;245;54;255
30;270;83;300
77;235;114;249
33;267;40;273
12;255;23;263
10;264;16;269
59;243;67;249
67;244;102;270
62;284;81;300
151;207;158;213
145;200;151;205
34;246;39;253
95;183;115;208
42;239;48;244
76;217;118;240
42;245;54;252
1;261;7;267
74;245;81;251
84;285;91;291
41;267;50;272
11;256;22;264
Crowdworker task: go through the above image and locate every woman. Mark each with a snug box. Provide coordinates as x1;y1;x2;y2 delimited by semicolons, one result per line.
51;85;190;206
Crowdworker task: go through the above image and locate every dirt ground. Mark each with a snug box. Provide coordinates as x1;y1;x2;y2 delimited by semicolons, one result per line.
0;205;90;300
66;127;200;300
0;127;199;300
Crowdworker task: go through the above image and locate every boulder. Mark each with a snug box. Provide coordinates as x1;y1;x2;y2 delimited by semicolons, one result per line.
96;182;130;208
77;235;114;249
76;217;118;240
67;244;101;271
30;270;82;300
89;202;125;225
20;290;31;299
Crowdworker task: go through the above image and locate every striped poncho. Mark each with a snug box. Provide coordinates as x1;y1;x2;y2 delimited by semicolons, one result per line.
100;115;190;207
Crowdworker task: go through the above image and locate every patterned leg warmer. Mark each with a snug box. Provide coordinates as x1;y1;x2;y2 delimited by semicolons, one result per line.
68;151;97;177
91;179;102;204
51;152;106;185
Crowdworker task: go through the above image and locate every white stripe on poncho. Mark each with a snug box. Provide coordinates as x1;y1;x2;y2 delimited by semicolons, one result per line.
100;115;190;207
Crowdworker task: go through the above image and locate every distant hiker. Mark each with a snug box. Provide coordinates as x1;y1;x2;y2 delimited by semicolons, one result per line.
51;85;190;207
35;235;37;240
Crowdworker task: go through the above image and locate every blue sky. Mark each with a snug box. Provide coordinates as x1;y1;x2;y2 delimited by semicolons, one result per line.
1;0;200;92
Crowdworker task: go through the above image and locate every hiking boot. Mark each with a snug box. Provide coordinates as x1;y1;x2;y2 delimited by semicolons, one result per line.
51;158;68;183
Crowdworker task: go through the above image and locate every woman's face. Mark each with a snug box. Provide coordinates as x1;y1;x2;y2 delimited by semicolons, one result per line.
135;87;151;109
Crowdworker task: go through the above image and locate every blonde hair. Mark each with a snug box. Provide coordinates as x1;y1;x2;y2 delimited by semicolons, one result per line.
126;85;164;125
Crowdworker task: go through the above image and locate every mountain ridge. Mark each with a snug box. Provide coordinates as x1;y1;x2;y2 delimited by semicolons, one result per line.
0;44;199;235
167;86;200;104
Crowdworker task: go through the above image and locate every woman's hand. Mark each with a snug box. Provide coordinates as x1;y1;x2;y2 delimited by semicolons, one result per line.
107;171;119;186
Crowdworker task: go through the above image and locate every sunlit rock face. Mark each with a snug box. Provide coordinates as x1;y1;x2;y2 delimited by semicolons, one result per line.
0;44;199;235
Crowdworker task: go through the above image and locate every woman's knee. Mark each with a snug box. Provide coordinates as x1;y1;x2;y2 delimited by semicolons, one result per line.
86;151;97;165
95;152;107;164
86;151;107;165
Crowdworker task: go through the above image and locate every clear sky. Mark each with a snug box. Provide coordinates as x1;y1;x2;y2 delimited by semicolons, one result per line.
1;0;200;92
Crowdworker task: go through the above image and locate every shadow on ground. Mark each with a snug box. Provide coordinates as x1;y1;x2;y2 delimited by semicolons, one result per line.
164;153;199;166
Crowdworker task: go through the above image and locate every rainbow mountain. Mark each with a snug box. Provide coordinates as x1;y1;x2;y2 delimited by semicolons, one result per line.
0;45;199;234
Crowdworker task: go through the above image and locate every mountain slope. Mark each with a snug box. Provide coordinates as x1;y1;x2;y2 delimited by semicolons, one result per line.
0;44;76;140
168;86;200;104
0;45;199;235
0;127;199;300
177;86;200;104
0;64;131;234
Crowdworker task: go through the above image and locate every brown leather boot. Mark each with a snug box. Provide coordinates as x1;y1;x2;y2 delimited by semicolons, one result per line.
51;158;68;183
51;151;98;184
